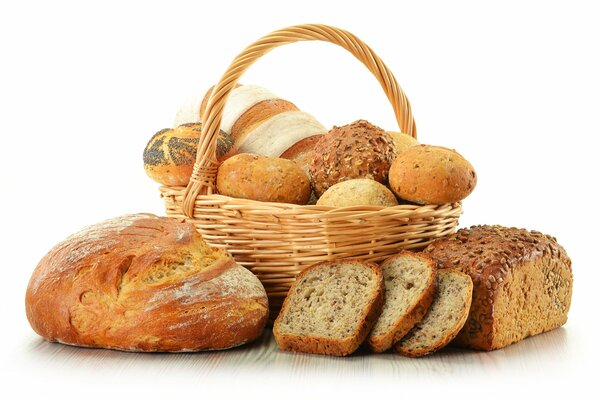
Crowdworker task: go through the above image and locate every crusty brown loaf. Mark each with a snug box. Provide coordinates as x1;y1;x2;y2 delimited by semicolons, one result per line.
388;145;476;205
309;120;396;197
423;225;573;351
25;214;269;352
273;260;384;356
216;153;311;204
143;123;236;186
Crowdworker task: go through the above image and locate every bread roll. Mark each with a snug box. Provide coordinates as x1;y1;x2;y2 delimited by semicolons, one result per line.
143;123;236;186
310;120;396;197
25;214;269;352
387;131;419;155
388;145;477;204
423;225;573;351
316;179;398;207
216;153;311;204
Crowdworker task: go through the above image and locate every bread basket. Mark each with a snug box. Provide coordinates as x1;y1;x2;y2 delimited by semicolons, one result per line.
159;24;462;317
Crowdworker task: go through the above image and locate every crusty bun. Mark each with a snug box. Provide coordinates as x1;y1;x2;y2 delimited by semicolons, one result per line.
216;153;311;204
388;145;477;204
387;131;419;155
25;214;269;352
143;123;236;186
316;179;398;207
310;120;396;197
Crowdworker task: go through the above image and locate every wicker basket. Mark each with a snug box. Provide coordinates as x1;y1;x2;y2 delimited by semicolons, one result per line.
159;24;462;317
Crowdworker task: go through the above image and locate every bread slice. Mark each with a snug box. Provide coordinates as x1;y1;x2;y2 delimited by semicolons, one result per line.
395;269;473;357
366;252;437;352
273;260;384;356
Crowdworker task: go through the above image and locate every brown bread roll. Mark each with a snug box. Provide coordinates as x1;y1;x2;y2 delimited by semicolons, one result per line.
216;153;311;204
143;123;236;186
388;144;477;204
25;214;269;352
310;120;396;197
423;225;573;351
316;179;398;207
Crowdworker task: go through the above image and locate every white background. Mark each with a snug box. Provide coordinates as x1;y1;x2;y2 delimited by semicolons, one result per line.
1;0;598;398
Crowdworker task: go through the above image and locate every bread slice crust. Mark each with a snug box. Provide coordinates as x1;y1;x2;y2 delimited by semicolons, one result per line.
395;269;473;357
367;251;437;352
273;260;384;356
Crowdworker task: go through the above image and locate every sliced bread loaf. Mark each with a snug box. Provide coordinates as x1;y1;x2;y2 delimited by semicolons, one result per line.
366;252;437;352
273;260;384;356
395;269;473;357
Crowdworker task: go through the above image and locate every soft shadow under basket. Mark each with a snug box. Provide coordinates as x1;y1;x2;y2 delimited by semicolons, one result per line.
159;24;462;318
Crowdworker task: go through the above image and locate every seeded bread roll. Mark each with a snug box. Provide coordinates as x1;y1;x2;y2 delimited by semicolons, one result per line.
25;214;269;352
316;179;398;207
216;153;311;204
273;260;384;356
143;123;236;186
423;225;573;351
310;120;396;197
389;144;477;205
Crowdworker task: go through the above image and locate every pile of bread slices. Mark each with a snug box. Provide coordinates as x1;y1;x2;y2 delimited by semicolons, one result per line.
143;84;477;207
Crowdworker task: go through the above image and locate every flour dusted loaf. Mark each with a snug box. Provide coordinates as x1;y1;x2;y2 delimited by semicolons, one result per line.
316;179;398;207
273;260;384;356
25;214;269;352
310;120;396;197
423;225;573;351
177;84;326;157
143;123;236;186
216;153;311;204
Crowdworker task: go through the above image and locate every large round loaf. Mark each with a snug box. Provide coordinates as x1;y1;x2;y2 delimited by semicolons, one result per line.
25;214;269;352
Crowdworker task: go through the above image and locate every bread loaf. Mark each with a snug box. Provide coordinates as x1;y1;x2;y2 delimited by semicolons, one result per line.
25;214;269;352
387;131;418;155
178;84;326;158
388;144;477;204
423;225;573;351
310;120;396;197
143;123;236;186
316;179;398;207
216;153;311;204
273;260;384;356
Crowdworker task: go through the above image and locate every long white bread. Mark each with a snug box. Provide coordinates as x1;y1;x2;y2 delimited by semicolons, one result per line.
238;111;326;157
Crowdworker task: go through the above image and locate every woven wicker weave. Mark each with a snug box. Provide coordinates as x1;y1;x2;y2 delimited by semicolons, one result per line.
159;24;462;317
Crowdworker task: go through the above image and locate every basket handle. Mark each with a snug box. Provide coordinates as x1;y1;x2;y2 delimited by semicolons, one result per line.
183;24;416;218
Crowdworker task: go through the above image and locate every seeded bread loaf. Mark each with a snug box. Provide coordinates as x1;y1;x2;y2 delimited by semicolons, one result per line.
395;269;473;357
273;260;384;356
423;225;573;351
25;214;269;352
367;252;437;352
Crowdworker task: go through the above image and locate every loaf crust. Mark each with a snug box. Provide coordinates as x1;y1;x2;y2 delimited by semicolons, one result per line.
273;260;385;356
25;214;269;352
309;120;395;197
388;145;476;204
423;225;573;351
216;153;311;204
316;179;398;207
367;252;437;352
